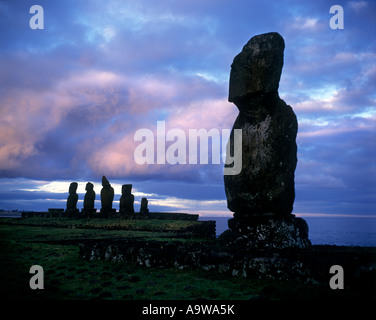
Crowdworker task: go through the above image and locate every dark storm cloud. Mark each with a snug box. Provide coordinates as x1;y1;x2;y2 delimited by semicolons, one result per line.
0;0;375;215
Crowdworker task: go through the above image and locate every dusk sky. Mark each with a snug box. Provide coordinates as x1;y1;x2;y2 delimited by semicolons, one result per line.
0;0;375;217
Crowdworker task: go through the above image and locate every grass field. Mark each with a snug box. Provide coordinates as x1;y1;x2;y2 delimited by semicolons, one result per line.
0;217;364;300
0;216;206;233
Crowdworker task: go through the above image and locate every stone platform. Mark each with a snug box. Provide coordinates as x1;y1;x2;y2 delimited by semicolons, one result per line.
218;215;311;249
79;237;376;288
21;210;199;221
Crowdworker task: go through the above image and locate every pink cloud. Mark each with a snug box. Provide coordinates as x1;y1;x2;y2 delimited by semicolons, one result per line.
84;97;237;179
0;60;231;180
0;70;127;172
299;125;370;139
167;98;237;131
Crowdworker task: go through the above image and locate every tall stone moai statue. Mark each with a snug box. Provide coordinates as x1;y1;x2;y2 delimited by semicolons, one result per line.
100;176;115;213
221;32;310;249
120;184;135;214
66;182;79;214
83;182;96;213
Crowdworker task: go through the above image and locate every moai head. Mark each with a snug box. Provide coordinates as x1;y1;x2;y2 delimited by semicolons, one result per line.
140;197;149;213
102;176;111;188
69;182;78;194
84;182;95;212
141;197;148;207
229;32;285;106
85;182;94;191
122;184;132;195
66;182;79;211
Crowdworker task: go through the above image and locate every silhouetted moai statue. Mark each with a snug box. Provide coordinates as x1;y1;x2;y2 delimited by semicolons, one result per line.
140;197;149;214
66;182;79;214
120;184;135;214
218;32;311;249
224;32;297;220
100;176;115;213
83;182;96;213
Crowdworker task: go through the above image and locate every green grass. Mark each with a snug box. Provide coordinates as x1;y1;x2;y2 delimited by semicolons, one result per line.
0;217;213;244
0;217;204;232
0;219;353;300
1;236;316;300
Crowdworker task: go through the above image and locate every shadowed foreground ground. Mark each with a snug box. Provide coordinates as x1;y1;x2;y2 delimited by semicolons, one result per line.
1;217;375;300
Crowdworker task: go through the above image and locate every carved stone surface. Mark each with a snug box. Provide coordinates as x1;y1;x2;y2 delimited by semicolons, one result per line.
66;182;78;213
222;32;310;249
224;32;297;219
120;184;135;214
100;176;114;212
83;182;96;212
218;216;311;249
140;197;149;214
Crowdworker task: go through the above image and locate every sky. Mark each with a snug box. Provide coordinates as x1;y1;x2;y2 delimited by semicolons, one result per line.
0;0;375;217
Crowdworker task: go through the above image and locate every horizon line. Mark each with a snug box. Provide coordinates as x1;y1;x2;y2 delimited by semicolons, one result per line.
197;211;376;218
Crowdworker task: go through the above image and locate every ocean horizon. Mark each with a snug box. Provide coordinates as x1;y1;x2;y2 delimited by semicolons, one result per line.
199;215;376;247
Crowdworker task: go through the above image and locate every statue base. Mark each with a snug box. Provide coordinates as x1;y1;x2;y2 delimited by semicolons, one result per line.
81;209;97;213
218;215;311;249
64;208;79;217
100;208;116;213
119;209;135;215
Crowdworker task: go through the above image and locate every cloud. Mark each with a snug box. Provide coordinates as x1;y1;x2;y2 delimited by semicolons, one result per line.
287;16;325;33
0;69;128;178
348;1;368;12
86;97;236;182
296;116;376;208
0;176;229;214
0;36;231;180
0;0;375;217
